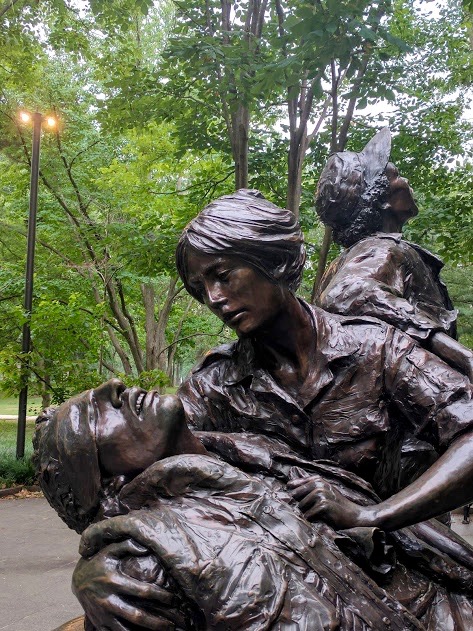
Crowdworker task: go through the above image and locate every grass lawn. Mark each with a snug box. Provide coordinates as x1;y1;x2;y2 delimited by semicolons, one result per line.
0;395;43;416
0;420;36;487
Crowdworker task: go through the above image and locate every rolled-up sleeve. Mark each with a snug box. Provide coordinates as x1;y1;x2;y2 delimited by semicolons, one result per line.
384;328;473;450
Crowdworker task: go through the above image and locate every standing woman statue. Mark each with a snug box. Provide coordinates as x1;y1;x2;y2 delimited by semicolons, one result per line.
314;128;473;382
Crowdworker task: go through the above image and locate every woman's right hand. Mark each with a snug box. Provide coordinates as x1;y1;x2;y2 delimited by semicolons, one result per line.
288;474;375;529
73;523;177;630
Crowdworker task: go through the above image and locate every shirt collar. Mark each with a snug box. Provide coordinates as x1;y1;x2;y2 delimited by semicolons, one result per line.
221;300;361;389
370;233;444;271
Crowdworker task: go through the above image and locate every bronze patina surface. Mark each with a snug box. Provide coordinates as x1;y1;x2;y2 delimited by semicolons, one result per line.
52;616;85;631
36;187;473;630
315;128;473;380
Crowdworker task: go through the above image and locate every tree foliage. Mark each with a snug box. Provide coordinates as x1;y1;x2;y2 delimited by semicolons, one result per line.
0;0;471;407
0;4;229;402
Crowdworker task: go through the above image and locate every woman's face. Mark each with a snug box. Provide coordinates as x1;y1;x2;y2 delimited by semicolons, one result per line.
59;379;185;477
385;162;418;219
185;250;288;337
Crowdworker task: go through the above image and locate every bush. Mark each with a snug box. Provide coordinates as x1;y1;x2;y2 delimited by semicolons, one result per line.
0;454;35;487
0;421;36;487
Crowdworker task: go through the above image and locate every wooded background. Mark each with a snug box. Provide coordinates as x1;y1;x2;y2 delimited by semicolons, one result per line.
0;0;472;407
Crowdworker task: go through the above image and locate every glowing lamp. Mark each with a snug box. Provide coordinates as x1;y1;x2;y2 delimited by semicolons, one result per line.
19;111;32;123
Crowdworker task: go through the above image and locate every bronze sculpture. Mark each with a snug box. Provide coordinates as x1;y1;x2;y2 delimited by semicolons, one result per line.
314;127;473;381
314;128;473;496
35;189;473;629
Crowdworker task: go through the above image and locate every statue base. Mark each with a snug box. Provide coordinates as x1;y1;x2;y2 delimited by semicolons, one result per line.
53;616;85;631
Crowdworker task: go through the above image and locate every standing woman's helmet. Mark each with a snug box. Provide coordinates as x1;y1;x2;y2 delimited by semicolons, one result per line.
316;128;392;246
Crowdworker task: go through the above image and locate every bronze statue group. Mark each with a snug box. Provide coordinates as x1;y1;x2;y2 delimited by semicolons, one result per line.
34;130;473;630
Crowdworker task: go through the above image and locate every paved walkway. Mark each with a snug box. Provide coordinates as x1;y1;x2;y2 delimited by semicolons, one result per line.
0;497;83;631
450;509;473;546
1;497;472;631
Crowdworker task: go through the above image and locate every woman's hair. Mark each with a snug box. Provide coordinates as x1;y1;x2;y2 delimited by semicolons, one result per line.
315;128;392;247
176;189;306;302
33;398;103;534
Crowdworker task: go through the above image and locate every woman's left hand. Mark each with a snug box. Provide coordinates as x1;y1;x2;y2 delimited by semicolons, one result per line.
287;475;375;530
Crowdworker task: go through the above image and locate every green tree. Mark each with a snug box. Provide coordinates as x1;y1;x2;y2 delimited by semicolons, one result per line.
1;0;472;405
0;17;230;400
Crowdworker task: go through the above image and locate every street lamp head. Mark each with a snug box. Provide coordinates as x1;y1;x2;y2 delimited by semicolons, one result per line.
19;111;32;124
19;111;58;129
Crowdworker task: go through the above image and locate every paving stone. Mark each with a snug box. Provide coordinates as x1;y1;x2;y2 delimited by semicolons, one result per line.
0;497;83;631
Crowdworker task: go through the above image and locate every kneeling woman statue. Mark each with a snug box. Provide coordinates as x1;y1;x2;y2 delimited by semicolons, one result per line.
36;189;473;630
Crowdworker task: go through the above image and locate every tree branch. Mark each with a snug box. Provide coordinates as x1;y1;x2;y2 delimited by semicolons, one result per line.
53;124;102;242
146;168;234;196
104;277;144;372
0;0;23;19
69;139;103;170
157;326;228;359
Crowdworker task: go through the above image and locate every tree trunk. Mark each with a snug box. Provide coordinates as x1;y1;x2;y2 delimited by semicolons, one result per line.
104;277;144;373
167;296;193;384
311;227;332;303
232;104;250;190
142;283;159;370
90;281;134;374
155;277;179;375
106;325;133;374
141;278;180;380
221;0;268;191
38;358;52;408
287;128;309;216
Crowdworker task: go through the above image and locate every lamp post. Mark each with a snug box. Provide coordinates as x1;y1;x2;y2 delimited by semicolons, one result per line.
16;111;56;458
